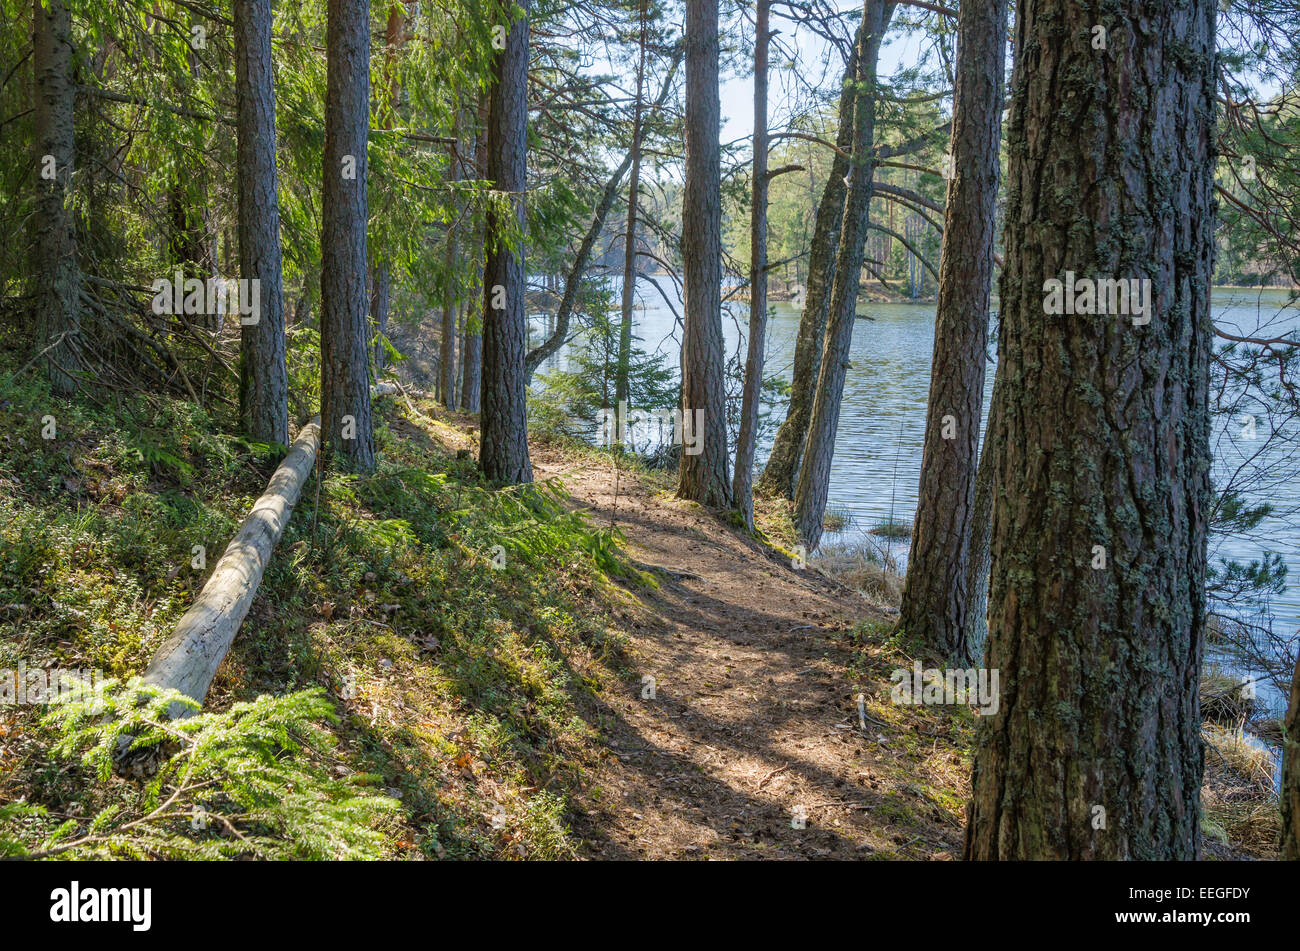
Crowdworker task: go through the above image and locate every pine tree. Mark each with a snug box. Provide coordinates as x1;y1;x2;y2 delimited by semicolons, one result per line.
965;0;1217;860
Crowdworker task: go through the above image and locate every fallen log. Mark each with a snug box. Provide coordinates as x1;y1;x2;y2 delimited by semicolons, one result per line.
142;418;321;716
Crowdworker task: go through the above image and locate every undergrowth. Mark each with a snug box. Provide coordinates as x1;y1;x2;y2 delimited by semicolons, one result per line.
0;344;635;860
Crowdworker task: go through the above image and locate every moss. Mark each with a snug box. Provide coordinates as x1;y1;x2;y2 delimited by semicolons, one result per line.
0;354;635;860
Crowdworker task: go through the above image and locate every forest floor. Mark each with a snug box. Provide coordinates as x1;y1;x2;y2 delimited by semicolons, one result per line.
500;425;1275;860
531;451;970;859
0;356;1277;859
393;405;974;859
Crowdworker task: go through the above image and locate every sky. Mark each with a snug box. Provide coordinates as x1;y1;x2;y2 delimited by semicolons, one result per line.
714;3;1286;146
718;3;949;145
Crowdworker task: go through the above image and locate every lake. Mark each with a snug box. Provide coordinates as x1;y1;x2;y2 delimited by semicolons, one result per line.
534;280;1300;716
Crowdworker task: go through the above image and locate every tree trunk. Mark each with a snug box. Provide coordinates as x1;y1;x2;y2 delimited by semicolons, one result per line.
677;0;731;508
439;228;458;407
460;95;489;413
370;262;390;371
143;421;320;717
479;0;533;484
895;0;1005;660
439;110;460;407
455;296;466;398
31;0;80;396
1284;647;1300;858
320;0;375;472
460;276;484;411
793;0;893;548
294;284;313;327
964;362;1001;659
615;1;648;415
756;32;860;500
439;112;461;409
234;0;290;448
371;2;405;377
1279;641;1300;857
964;0;1216;860
732;0;770;528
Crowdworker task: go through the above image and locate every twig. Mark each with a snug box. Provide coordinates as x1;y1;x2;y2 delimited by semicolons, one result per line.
756;763;790;790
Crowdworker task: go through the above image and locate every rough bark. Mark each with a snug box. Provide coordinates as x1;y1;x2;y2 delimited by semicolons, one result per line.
896;0;1005;660
732;0;770;528
964;0;1217;860
31;0;80;396
372;2;404;377
756;29;860;501
677;0;731;508
320;0;375;472
143;421;320;717
793;0;893;548
479;0;533;484
964;362;1001;659
1283;647;1300;858
234;0;290;447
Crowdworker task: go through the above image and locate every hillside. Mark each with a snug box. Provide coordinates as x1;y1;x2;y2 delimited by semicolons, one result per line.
0;360;974;858
3;357;1277;860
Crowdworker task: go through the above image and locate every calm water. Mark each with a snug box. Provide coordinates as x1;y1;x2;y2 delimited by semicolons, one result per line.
535;281;1300;710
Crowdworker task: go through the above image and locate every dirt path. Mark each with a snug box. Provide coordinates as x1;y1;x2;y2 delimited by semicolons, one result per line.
533;450;965;860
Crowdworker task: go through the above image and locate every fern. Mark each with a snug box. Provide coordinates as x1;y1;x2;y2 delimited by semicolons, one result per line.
12;681;400;860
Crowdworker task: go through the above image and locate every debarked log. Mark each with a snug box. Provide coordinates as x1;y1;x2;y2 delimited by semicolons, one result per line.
142;418;321;716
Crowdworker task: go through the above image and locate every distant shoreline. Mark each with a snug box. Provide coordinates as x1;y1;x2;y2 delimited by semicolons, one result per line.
738;282;1298;308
